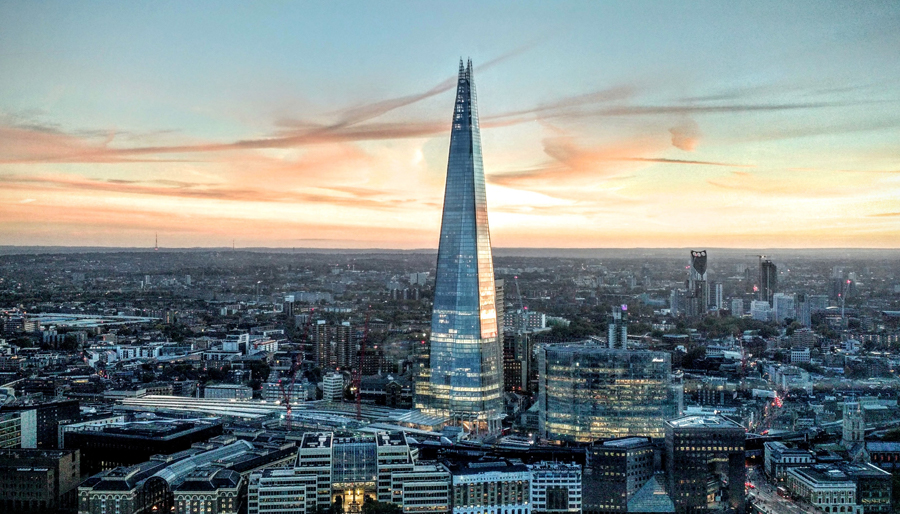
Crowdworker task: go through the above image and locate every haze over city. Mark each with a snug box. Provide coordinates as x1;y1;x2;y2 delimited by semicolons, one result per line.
1;2;898;248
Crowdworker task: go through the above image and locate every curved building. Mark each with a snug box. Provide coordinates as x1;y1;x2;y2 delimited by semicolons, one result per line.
537;344;676;442
416;60;503;434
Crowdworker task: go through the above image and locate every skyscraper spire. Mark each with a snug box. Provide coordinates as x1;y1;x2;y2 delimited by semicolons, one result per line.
416;59;502;435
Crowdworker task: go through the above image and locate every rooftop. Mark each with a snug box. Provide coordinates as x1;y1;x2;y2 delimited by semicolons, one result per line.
666;415;743;430
601;437;653;449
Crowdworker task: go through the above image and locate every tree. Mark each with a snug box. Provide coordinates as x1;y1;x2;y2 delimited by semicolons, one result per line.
362;497;401;514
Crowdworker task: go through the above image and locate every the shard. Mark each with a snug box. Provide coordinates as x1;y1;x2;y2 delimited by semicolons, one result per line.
416;59;503;434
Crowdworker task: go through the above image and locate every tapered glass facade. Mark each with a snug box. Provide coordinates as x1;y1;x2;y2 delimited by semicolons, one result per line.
538;345;676;442
417;60;502;431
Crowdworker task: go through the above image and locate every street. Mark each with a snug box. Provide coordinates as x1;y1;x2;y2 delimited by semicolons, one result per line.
746;466;821;514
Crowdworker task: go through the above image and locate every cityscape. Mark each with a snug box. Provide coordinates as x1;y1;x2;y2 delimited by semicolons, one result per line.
2;3;900;514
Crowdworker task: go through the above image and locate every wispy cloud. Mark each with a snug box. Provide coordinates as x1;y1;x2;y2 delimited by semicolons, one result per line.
489;136;751;191
0;174;422;211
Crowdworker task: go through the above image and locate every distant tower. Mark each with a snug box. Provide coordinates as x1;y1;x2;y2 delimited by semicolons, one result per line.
155;233;158;251
686;250;709;317
416;60;503;435
759;258;777;305
608;305;628;349
842;400;865;448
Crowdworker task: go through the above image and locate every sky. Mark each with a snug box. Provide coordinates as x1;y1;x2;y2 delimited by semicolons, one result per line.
1;1;899;249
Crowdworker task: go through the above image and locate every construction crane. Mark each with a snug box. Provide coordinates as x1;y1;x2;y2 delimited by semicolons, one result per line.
280;308;316;430
513;276;529;334
354;307;372;420
278;353;301;430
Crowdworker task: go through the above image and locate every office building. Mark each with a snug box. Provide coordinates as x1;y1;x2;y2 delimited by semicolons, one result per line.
390;462;452;514
786;466;863;514
529;462;582;514
417;60;503;434
686;251;709;318
763;441;814;482
759;259;777;305
3;398;79;449
773;293;795;323
584;437;656;513
538;345;676;442
447;458;531;514
64;419;223;476
0;410;36;448
0;448;81;513
730;299;743;317
665;415;745;514
249;431;420;514
750;300;771;322
607;305;628;349
713;283;723;312
790;347;811;364
323;372;345;402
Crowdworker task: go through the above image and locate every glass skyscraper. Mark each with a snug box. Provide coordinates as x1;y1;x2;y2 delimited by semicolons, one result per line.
537;344;677;442
416;60;503;434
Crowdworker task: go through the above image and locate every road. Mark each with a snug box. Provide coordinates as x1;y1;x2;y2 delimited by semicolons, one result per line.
746;466;821;514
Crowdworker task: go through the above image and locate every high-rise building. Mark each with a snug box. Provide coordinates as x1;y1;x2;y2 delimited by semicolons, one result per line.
315;321;355;370
750;300;772;322
759;259;777;305
772;293;795;323
495;278;505;345
323;372;345;402
416;60;503;434
607;305;628;349
713;283;723;311
796;294;812;327
730;298;744;317
686;250;709;318
583;437;656;513
665;415;745;514
537;345;676;442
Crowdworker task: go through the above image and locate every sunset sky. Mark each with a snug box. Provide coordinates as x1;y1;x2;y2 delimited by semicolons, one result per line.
1;1;899;248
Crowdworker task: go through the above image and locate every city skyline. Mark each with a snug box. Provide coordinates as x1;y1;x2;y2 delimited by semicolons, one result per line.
1;2;899;248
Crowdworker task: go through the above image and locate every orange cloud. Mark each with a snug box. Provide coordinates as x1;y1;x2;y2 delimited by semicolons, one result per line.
490;136;750;191
669;118;701;151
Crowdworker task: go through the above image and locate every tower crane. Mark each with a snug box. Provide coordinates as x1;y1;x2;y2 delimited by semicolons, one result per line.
278;354;300;430
513;276;529;334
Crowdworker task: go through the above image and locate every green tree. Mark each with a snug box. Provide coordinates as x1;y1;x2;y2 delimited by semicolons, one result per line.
362;498;401;514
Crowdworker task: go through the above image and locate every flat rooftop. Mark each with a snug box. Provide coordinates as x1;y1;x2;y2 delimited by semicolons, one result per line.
602;437;652;448
666;415;743;429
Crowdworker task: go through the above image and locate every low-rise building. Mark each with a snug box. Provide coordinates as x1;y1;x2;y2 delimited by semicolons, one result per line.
0;448;81;513
204;384;253;400
448;459;531;514
764;441;814;482
786;465;862;514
